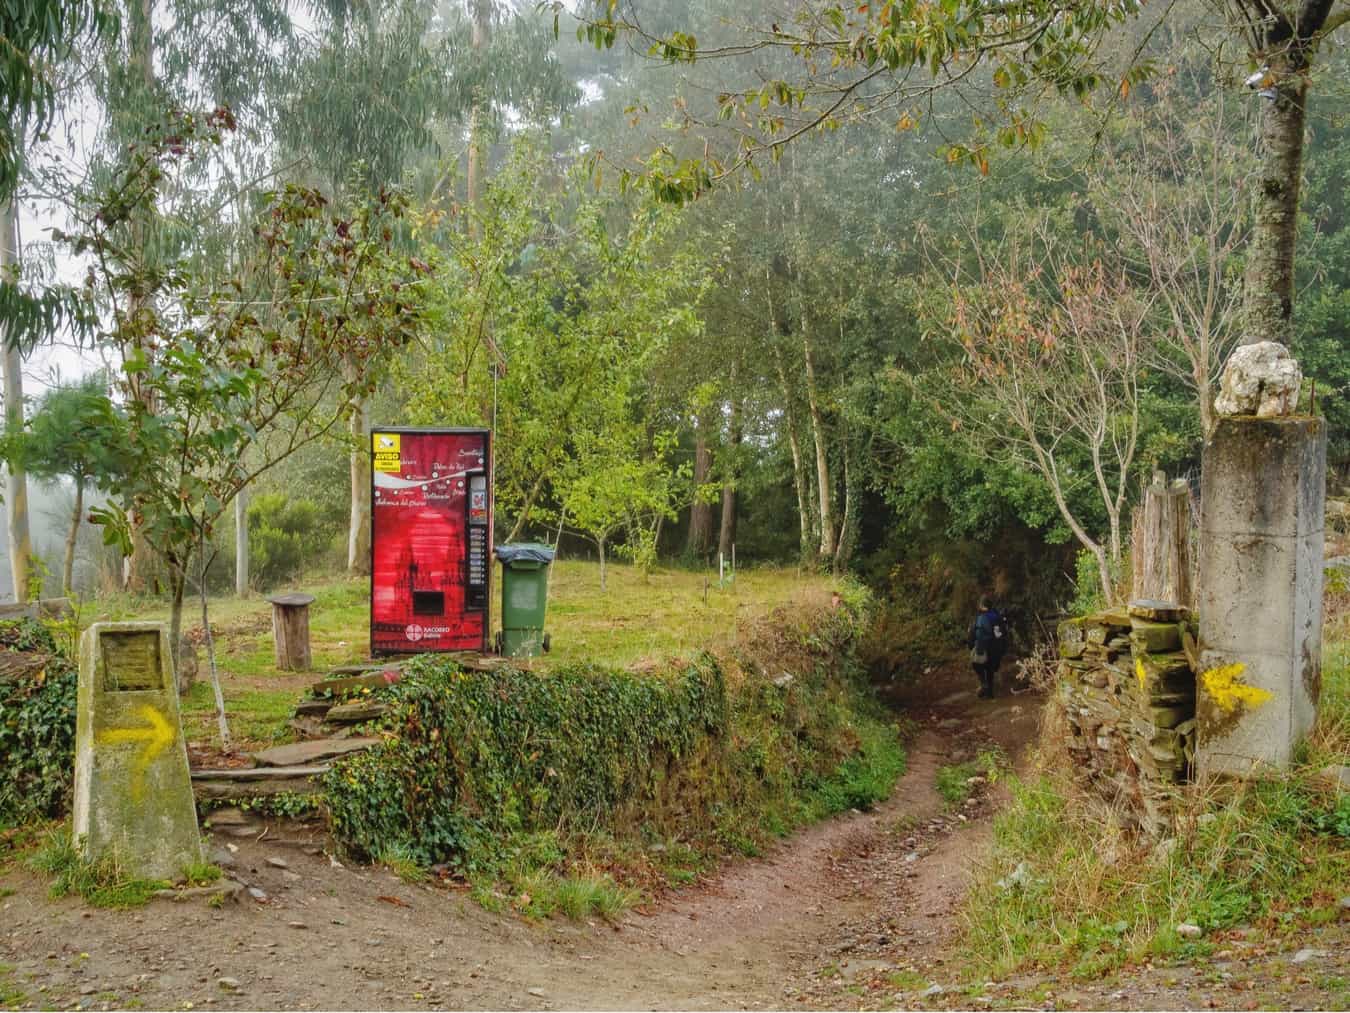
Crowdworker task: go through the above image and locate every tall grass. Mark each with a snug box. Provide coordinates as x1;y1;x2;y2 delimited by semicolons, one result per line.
959;612;1350;981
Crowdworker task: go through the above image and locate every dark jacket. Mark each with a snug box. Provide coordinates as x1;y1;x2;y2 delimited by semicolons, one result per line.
969;608;1008;659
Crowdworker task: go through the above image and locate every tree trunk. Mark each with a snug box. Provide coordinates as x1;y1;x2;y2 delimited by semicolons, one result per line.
686;409;713;556
718;394;743;560
1242;71;1307;347
786;413;811;561
1130;473;1194;610
1;200;31;602
63;481;83;596
122;0;158;595
768;284;812;563
597;536;606;593
802;332;834;559
466;0;491;217
235;486;249;595
347;394;371;574
1237;0;1345;346
168;562;186;686
833;433;858;575
198;534;230;749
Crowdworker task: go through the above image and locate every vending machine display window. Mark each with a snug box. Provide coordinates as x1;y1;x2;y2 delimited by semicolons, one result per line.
369;427;492;655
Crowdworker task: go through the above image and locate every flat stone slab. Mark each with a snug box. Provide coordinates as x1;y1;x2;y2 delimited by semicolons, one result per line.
251;737;380;768
191;764;330;781
325;701;389;723
311;669;402;698
1128;599;1184;622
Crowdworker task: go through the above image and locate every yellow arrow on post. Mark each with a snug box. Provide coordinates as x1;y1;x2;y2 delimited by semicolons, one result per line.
97;704;176;801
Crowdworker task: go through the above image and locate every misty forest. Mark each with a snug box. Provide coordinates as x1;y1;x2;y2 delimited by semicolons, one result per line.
1;0;1349;1009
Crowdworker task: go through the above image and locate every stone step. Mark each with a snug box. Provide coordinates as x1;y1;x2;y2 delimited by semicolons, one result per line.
191;764;329;780
324;701;389;724
251;737;380;768
190;764;329;802
311;668;403;699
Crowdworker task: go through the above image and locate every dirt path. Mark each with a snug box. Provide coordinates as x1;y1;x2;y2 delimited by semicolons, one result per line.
2;675;1343;1011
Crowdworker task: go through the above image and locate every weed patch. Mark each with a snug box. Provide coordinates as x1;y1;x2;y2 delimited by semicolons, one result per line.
935;748;1007;807
0;963;27;1009
956;628;1350;981
27;829;169;908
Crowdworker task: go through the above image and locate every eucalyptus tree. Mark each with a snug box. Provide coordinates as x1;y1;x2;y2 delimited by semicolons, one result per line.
1;0;115;601
41;0;300;592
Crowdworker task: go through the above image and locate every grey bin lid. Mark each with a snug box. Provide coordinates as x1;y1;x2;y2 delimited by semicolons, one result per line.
494;543;556;565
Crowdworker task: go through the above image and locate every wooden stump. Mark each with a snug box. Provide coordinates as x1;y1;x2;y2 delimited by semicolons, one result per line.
267;592;315;671
1130;472;1194;611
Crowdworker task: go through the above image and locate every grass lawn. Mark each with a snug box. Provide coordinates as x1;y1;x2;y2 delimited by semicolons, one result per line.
79;561;833;752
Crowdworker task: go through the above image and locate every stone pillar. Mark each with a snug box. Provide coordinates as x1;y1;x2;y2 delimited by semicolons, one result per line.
1196;417;1325;776
73;622;202;881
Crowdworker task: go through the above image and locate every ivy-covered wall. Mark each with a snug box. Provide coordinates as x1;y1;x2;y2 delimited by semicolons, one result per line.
0;619;78;827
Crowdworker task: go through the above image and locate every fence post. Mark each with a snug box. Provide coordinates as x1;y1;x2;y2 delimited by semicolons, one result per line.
1131;471;1193;611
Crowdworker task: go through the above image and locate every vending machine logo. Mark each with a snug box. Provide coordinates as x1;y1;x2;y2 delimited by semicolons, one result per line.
405;623;424;642
373;432;401;473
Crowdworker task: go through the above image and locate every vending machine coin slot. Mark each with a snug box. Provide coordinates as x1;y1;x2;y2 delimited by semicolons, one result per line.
466;471;489;611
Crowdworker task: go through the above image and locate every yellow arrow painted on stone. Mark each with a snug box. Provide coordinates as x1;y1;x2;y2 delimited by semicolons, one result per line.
97;704;176;800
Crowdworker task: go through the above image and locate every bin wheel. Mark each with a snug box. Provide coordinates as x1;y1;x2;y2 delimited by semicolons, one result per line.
542;633;551;653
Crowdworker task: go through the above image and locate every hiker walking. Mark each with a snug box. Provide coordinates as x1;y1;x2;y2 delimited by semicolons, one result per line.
968;595;1009;698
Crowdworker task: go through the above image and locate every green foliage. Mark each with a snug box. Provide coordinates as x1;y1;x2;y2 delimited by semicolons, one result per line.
27;829;169;908
8;375;126;489
246;493;331;589
0;1;116;198
1068;548;1107;617
181;861;223;887
202;792;323;822
394;138;708;545
0;620;77;827
560;0;1147;203
326;653;731;869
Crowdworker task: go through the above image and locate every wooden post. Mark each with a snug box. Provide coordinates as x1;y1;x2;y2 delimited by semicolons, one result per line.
235;489;249;597
1130;472;1194;610
266;592;315;671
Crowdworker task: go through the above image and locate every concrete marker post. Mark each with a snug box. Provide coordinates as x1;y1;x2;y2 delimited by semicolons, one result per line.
72;621;203;881
1196;416;1326;776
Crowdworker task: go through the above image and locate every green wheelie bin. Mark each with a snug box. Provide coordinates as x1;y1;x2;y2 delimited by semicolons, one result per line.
493;543;555;658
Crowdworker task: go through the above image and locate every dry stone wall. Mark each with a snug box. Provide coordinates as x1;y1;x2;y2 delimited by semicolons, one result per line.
1056;604;1198;835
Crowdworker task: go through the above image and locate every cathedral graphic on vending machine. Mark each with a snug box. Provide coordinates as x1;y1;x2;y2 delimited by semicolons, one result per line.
369;428;491;655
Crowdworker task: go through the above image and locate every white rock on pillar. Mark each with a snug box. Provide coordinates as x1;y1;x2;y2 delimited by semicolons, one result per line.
1213;341;1302;418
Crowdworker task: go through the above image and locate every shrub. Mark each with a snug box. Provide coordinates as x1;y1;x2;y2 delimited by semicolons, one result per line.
247;492;332;588
0;620;78;827
325;654;729;870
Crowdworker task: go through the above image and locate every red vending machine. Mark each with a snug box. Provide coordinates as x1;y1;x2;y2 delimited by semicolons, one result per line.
369;427;492;655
